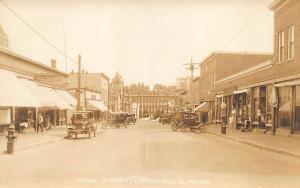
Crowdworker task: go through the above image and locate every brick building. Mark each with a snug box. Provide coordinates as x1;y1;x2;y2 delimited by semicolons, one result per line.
67;72;109;105
194;52;272;123
124;94;179;118
124;83;179;118
207;0;300;135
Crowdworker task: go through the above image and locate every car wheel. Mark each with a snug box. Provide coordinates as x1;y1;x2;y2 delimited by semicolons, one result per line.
199;125;206;133
67;132;71;139
171;122;178;131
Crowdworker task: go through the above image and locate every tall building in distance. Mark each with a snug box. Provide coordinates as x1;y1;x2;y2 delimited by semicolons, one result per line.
109;72;124;112
124;83;179;118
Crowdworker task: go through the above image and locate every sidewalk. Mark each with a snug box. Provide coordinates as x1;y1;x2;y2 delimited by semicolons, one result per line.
206;125;300;159
0;126;67;154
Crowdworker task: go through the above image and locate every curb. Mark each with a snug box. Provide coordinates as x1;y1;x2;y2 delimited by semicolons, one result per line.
1;129;106;154
206;130;300;159
1;137;64;155
16;137;64;151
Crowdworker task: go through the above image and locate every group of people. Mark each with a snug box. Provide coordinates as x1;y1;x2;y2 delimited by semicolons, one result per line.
36;113;52;133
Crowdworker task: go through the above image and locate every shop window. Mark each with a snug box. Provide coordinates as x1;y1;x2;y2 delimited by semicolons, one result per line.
266;85;273;123
259;87;267;122
278;86;292;129
295;86;300;131
253;87;259;121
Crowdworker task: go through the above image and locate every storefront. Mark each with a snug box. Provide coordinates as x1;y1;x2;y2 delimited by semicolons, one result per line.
207;100;215;124
251;86;268;129
86;100;108;121
215;95;223;124
232;89;250;128
0;69;41;133
194;101;208;123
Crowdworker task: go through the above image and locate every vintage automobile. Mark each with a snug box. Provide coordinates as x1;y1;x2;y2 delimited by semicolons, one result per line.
111;112;129;128
171;111;206;133
67;111;97;139
161;114;173;125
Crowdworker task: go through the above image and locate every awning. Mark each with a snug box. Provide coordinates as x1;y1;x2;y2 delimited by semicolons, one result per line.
86;100;108;111
233;89;248;94
0;69;40;107
21;79;56;108
47;88;72;110
194;102;208;112
56;90;77;107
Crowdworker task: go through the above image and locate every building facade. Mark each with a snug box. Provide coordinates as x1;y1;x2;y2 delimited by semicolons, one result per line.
202;0;300;135
0;48;75;133
67;72;109;106
109;72;124;112
195;52;273;123
124;95;179;118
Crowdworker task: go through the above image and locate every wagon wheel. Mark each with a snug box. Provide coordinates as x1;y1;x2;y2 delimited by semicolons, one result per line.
75;132;78;139
171;121;178;131
116;123;120;128
88;132;91;139
94;131;96;137
190;128;198;133
199;125;206;133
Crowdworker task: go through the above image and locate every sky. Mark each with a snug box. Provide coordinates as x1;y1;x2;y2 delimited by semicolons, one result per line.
0;0;274;87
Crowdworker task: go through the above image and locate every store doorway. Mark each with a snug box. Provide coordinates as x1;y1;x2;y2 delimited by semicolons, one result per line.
295;86;300;131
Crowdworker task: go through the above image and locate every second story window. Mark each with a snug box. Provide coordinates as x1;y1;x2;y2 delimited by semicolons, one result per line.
278;30;285;63
288;25;295;60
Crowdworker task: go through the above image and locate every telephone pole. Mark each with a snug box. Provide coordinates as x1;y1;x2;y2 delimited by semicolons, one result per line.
183;58;200;107
77;55;81;111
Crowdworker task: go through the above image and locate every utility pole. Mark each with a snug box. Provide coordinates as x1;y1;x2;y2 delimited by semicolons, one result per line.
63;22;68;72
106;80;110;123
77;55;81;111
183;57;200;108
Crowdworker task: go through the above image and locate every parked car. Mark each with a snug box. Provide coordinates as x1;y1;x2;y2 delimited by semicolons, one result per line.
171;111;206;133
67;111;97;139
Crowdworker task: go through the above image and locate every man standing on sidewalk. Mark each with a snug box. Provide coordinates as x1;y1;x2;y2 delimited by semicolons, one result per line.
37;113;44;133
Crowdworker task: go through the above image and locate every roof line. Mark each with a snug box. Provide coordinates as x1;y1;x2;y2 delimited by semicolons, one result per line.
0;47;68;76
199;51;273;66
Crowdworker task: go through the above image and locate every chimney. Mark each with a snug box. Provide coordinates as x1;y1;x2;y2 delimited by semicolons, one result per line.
51;59;57;69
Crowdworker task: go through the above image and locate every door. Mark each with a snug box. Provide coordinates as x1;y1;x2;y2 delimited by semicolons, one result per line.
295;86;300;131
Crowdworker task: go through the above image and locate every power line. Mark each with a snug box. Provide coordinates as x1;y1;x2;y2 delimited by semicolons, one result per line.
0;0;77;64
222;14;256;51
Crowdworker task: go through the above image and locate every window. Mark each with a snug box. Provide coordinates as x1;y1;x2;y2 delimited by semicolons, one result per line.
288;25;295;60
278;30;285;62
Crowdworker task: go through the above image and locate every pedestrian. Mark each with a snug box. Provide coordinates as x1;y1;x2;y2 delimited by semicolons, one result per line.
37;113;44;133
45;113;51;130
